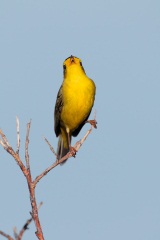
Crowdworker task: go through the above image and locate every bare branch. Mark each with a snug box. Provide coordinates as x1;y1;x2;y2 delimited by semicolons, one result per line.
24;121;44;240
0;230;14;240
74;125;94;151
0;114;97;240
0;129;11;149
86;112;97;129
16;202;43;240
43;136;57;157
0;122;44;240
0;139;6;149
25;120;31;170
17;219;32;240
13;227;18;239
0;130;27;176
33;155;67;186
94;109;96;121
33;122;95;186
16;116;20;154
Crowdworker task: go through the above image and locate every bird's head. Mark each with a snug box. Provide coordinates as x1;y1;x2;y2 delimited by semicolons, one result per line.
63;55;85;77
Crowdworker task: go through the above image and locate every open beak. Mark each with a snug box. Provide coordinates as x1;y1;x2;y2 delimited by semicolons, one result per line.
70;55;75;64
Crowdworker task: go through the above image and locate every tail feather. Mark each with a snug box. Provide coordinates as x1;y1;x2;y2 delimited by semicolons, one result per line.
57;133;71;165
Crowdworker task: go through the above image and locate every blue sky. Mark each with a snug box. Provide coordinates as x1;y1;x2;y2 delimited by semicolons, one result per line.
0;1;160;239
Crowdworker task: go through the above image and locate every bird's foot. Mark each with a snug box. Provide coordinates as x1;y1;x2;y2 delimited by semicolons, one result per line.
69;146;77;158
86;119;97;129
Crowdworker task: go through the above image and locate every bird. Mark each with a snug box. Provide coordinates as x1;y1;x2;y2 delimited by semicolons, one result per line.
54;55;96;163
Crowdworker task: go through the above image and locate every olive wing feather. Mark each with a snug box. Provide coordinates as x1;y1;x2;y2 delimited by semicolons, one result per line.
54;86;63;137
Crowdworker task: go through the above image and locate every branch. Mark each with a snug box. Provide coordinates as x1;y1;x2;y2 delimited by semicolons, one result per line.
0;115;97;240
33;121;96;186
43;137;57;157
16;202;43;240
25;120;31;170
0;130;27;176
16;116;20;154
23;122;44;240
0;231;14;240
0;121;44;240
17;218;32;240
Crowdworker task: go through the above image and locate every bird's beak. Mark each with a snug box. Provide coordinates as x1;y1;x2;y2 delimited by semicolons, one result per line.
70;55;75;64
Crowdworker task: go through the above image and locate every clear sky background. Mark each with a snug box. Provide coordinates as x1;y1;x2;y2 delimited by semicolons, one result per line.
0;1;160;239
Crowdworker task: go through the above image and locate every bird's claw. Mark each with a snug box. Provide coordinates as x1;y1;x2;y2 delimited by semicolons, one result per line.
86;119;97;129
69;146;77;158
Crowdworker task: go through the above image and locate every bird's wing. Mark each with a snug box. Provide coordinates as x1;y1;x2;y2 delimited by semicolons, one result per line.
54;85;63;137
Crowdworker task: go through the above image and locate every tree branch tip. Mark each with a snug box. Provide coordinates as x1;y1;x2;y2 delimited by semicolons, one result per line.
43;136;57;157
0;230;14;240
26;119;32;128
13;226;17;231
94;109;97;116
0;129;4;137
39;201;43;208
43;135;46;140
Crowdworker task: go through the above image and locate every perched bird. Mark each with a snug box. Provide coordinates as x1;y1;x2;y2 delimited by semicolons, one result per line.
54;55;96;162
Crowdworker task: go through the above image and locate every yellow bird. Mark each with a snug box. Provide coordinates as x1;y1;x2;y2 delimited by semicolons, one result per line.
54;55;96;162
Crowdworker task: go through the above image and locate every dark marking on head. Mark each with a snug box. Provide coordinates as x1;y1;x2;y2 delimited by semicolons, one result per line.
79;61;85;73
63;64;66;76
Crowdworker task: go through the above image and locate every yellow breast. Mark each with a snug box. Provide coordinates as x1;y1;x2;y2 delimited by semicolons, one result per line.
61;74;95;132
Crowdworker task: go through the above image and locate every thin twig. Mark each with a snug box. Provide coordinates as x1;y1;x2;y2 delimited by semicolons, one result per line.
33;123;95;186
13;227;18;239
16;116;20;154
0;130;27;176
74;125;94;151
0;139;6;148
25;120;31;170
43;136;57;157
17;219;32;240
0;129;11;148
0;230;14;240
94;109;96;121
16;202;43;240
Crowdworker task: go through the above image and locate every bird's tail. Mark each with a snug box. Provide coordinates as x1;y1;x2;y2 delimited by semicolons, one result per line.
57;130;71;164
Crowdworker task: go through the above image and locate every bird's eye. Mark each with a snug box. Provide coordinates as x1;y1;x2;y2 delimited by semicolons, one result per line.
63;64;66;70
80;62;82;66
